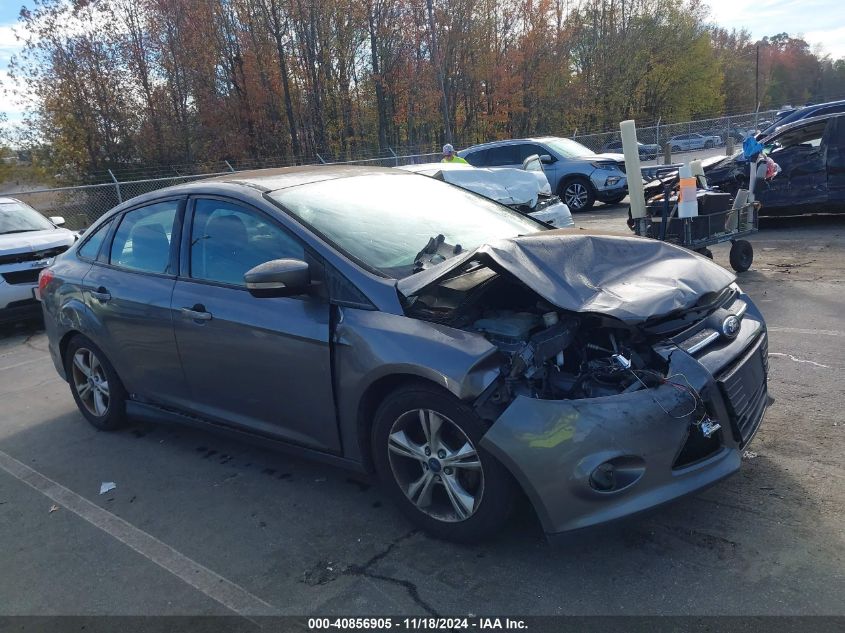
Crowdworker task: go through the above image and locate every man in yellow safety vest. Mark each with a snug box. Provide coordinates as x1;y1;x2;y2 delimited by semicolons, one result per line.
441;144;468;164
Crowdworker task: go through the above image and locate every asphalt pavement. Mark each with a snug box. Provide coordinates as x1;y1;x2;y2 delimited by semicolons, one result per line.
0;204;843;617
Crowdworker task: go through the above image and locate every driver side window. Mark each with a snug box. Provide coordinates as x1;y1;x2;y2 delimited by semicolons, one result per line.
189;199;304;287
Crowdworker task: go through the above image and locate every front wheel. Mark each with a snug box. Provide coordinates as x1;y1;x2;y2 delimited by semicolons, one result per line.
704;140;715;149
372;385;515;542
561;177;596;211
65;335;127;430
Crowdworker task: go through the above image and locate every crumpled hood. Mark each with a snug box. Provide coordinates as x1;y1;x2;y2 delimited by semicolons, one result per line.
0;229;76;257
441;168;542;207
590;152;626;163
398;230;736;323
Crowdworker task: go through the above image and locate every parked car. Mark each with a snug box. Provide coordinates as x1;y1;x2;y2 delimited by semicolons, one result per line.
667;133;724;152
399;161;574;227
704;113;845;216
0;197;76;324
40;166;768;542
601;140;659;160
700;125;747;144
759;100;845;137
458;137;628;211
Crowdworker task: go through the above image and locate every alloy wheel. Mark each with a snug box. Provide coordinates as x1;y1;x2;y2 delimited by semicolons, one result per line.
71;347;110;417
387;409;484;522
564;182;589;210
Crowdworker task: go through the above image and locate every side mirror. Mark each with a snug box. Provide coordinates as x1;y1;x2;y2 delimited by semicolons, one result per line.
49;216;66;226
244;258;310;297
539;154;554;164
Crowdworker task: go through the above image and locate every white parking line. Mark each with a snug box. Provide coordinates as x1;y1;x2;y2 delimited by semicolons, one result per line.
0;356;52;371
0;449;280;617
768;327;844;337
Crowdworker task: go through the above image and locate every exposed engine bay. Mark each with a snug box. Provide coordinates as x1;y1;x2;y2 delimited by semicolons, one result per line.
402;261;696;418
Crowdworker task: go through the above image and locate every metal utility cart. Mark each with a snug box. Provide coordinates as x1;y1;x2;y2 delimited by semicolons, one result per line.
632;169;760;272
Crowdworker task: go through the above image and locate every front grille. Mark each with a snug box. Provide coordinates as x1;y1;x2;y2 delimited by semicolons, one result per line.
717;333;768;447
2;268;42;285
0;244;68;266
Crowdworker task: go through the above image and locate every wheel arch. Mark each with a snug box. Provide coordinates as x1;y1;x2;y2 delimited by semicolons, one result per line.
355;373;459;473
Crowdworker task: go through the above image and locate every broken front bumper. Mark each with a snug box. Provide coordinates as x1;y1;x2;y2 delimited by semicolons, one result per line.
480;313;769;537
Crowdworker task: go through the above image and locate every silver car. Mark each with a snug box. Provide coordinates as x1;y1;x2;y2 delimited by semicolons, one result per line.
668;133;724;152
0;197;76;324
458;137;628;211
40;166;768;542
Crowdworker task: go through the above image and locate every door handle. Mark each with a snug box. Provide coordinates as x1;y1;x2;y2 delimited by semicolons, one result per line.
181;304;212;322
90;287;111;303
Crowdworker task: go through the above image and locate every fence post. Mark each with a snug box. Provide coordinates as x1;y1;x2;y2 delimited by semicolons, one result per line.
656;118;661;155
224;160;235;172
664;143;672;165
315;153;327;164
387;147;398;167
107;169;122;204
726;137;734;155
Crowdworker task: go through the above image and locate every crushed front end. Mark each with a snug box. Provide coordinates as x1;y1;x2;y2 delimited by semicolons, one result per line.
401;233;769;537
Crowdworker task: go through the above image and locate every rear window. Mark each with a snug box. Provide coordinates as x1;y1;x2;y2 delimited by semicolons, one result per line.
77;219;113;260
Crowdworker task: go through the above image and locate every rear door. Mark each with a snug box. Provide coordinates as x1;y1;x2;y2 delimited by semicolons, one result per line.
170;196;339;452
81;198;189;407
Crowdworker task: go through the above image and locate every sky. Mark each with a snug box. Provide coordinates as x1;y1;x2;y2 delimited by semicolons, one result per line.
1;0;844;138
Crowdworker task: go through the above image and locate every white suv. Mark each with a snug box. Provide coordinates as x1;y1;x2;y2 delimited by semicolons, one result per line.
0;197;76;324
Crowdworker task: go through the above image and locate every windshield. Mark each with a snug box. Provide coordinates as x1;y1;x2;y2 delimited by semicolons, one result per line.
542;137;595;158
0;201;55;234
270;173;544;277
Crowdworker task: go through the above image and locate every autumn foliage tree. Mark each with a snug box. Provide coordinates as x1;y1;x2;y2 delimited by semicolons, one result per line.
5;0;845;180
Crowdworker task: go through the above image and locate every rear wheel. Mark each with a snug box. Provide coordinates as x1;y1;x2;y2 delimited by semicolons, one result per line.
729;240;754;272
372;384;515;542
561;177;596;211
64;335;127;430
671;145;682;153
704;140;715;149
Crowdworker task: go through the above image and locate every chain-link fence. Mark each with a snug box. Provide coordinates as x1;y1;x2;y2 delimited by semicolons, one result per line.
12;151;442;229
8;109;774;229
572;110;778;165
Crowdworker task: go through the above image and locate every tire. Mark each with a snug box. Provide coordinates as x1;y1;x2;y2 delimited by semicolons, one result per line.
560;176;596;211
603;194;626;205
729;239;753;272
64;334;128;430
696;247;714;259
372;384;515;542
671;145;682;153
704;140;715;149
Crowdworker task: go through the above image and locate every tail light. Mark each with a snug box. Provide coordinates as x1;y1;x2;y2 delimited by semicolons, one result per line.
36;267;54;301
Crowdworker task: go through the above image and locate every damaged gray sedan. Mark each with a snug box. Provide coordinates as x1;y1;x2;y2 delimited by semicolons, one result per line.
39;166;769;542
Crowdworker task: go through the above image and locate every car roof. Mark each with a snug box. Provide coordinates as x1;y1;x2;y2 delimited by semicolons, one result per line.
206;164;407;192
763;111;845;141
461;137;560;152
0;196;23;204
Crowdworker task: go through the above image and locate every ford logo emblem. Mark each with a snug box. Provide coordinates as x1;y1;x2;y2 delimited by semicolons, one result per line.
722;315;740;338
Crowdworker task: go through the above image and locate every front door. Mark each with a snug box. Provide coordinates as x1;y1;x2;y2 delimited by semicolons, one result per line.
171;196;339;452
